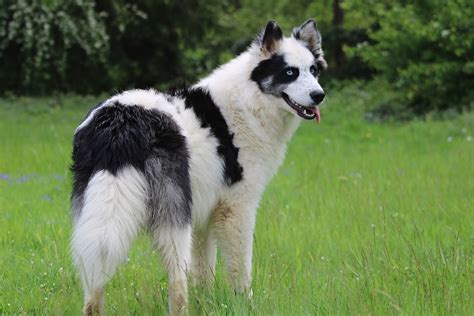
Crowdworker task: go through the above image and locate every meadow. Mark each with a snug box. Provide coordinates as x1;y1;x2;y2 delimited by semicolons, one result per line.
0;88;473;315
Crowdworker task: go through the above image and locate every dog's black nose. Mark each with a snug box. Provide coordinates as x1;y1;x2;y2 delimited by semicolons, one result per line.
310;91;325;104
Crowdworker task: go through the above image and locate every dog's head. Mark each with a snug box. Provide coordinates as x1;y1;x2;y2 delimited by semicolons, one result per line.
250;20;327;122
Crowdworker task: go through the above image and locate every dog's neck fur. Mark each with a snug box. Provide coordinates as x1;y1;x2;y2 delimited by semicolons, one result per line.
195;47;301;181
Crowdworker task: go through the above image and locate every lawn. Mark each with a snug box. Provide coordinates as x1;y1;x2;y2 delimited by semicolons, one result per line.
0;89;473;315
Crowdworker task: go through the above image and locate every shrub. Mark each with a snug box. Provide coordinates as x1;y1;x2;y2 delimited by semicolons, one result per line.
356;0;474;114
0;0;109;94
0;0;226;94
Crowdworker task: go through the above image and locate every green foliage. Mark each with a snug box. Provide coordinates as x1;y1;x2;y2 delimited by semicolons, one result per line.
1;0;473;117
355;0;474;114
0;0;226;94
0;0;373;94
0;0;109;93
97;0;228;89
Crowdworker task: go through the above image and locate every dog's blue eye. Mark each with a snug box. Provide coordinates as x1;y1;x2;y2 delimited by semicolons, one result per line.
281;67;299;81
310;66;317;75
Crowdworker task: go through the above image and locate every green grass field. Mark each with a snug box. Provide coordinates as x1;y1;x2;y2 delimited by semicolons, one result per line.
1;89;473;315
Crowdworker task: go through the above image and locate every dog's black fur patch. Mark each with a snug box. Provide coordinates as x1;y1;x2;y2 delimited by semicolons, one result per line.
71;102;191;227
251;54;300;93
179;87;244;185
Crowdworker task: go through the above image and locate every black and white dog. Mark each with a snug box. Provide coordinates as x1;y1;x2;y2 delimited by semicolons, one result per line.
71;19;326;315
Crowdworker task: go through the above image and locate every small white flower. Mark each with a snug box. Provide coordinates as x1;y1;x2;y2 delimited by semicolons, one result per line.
447;136;453;142
248;288;254;300
467;136;472;142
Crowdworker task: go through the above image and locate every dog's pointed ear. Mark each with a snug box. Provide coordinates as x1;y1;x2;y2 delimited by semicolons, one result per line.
257;20;283;55
293;19;326;64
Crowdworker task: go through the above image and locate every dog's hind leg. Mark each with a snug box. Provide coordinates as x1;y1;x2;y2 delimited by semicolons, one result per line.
144;150;192;314
71;167;148;315
153;226;192;316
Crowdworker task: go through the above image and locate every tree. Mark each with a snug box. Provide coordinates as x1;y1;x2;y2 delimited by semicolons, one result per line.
0;0;109;94
356;0;474;114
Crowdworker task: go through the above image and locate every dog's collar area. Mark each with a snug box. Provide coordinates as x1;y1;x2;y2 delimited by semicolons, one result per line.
281;92;321;123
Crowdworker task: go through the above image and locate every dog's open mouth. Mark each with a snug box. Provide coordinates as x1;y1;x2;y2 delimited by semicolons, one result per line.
282;93;321;123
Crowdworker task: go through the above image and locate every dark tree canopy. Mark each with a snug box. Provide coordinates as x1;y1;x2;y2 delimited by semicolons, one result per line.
0;0;472;115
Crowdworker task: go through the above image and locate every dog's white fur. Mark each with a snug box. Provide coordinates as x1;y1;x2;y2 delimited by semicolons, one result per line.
72;22;324;315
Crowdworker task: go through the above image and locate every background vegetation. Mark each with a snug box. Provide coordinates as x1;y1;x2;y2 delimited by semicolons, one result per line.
1;0;473;115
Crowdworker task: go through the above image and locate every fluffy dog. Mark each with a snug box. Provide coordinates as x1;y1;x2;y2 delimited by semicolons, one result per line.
71;19;326;315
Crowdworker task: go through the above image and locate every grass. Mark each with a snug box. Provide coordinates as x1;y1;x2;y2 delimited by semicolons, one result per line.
0;88;473;315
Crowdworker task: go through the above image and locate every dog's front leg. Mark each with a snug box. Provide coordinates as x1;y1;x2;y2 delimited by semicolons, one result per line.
213;202;256;293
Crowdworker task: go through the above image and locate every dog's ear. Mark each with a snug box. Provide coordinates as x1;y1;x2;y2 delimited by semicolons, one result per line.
258;20;283;55
293;19;327;68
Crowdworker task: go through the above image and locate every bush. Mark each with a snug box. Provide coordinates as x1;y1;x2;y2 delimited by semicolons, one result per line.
356;0;474;114
0;0;226;94
0;0;109;94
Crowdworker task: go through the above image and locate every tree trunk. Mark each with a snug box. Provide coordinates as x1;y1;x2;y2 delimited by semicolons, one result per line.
332;0;346;68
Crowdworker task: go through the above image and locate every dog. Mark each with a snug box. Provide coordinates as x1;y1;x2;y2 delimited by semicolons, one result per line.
71;19;326;315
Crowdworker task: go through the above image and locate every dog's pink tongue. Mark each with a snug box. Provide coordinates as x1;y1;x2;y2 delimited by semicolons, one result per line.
311;106;321;124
